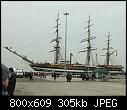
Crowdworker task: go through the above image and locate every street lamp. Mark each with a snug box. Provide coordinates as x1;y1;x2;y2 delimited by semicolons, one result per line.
63;12;69;75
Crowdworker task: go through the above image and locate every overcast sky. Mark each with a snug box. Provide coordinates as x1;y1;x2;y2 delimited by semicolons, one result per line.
1;1;126;71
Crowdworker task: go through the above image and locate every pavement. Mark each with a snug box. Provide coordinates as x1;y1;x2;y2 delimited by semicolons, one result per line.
14;76;126;96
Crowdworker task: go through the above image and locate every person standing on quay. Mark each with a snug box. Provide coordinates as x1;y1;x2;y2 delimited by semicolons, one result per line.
54;72;56;80
1;63;9;95
29;72;33;81
7;67;17;96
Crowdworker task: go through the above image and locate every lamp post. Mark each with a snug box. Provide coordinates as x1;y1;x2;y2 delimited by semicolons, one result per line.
63;12;69;75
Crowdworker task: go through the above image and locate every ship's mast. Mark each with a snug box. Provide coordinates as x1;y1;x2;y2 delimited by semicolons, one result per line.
79;14;96;67
50;13;61;64
102;32;117;66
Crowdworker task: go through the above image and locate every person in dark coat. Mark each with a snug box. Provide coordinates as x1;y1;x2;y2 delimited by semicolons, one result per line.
66;72;72;82
7;67;17;96
51;73;53;79
66;73;69;82
69;72;72;82
82;74;86;80
1;63;9;95
29;72;33;81
92;73;95;81
54;72;56;80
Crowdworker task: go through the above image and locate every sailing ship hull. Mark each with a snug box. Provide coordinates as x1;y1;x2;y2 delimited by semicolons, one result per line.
97;65;124;74
30;63;124;75
30;63;96;73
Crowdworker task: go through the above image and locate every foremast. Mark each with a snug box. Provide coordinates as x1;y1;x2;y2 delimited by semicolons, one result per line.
50;13;61;64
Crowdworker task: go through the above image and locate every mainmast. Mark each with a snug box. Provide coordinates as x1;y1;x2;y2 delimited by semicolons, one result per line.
79;14;96;67
50;13;61;64
102;32;117;66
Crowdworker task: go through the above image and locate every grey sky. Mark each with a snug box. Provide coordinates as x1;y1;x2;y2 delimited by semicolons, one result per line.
1;1;126;71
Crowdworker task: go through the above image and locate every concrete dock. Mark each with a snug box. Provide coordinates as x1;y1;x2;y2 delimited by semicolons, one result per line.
14;76;126;96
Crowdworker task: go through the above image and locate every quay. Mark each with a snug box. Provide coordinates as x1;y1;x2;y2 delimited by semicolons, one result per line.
14;76;126;96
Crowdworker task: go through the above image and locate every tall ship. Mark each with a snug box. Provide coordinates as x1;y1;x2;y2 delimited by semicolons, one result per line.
29;13;97;73
3;13;124;75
